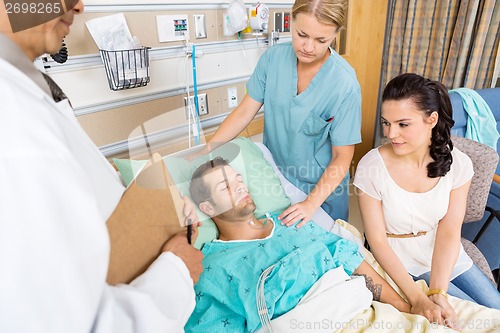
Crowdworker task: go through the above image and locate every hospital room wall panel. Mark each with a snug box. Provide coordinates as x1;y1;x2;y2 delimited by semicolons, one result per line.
77;94;186;147
47;0;389;166
77;83;247;154
42;2;295;161
49;47;262;110
66;10;222;56
64;5;292;56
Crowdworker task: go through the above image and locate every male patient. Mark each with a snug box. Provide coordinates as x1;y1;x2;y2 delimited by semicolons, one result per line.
184;157;409;332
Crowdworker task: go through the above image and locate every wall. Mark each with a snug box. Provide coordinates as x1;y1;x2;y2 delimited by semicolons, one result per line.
48;1;294;159
48;0;388;165
342;0;388;168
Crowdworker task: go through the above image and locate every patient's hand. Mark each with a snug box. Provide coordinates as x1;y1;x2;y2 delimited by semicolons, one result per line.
428;294;461;331
162;231;204;284
278;200;316;228
410;296;461;331
410;297;444;325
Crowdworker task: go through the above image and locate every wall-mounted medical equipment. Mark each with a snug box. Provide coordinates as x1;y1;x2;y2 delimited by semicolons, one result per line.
249;3;269;34
86;14;151;91
156;15;189;42
267;31;279;46
223;0;248;36
101;47;151;91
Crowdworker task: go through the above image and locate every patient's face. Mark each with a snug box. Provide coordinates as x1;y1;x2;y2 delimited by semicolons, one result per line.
202;165;256;219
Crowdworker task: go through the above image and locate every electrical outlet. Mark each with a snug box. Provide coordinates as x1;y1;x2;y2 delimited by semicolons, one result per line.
274;12;283;32
283;12;291;32
184;93;209;119
227;87;238;108
194;14;207;39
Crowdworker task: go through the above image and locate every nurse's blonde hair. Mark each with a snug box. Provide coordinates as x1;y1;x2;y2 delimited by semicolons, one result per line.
292;0;347;30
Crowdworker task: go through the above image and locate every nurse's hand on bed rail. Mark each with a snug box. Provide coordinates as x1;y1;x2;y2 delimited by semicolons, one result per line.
278;200;316;228
162;229;204;284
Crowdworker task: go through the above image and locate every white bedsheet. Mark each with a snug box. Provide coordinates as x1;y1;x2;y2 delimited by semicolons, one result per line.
256;267;373;333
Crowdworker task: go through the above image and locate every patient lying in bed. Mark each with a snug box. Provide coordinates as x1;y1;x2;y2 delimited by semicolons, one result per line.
184;157;409;333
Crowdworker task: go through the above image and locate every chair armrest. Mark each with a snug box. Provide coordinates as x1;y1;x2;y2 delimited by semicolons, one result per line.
494;173;500;185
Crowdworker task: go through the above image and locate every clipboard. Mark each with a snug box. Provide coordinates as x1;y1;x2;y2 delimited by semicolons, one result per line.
106;156;185;285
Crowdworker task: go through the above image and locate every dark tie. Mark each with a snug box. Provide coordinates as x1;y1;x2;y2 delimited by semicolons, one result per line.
41;72;72;107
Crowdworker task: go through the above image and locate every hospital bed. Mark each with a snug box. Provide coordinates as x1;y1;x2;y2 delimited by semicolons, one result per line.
116;137;500;333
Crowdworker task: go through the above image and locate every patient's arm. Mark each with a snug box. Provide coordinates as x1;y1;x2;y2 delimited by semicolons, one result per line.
353;261;410;313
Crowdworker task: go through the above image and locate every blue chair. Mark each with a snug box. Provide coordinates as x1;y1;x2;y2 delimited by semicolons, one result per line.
452;136;497;286
450;88;500;289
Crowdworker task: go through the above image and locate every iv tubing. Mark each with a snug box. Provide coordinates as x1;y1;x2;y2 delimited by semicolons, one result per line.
191;44;202;145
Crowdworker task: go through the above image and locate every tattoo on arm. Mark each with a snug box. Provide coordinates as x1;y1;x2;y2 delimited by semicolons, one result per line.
353;273;382;301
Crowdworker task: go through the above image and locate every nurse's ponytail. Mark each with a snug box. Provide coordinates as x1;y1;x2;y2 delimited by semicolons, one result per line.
382;73;455;178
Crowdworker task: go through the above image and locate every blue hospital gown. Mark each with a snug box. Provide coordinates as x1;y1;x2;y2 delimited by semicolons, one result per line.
184;211;364;333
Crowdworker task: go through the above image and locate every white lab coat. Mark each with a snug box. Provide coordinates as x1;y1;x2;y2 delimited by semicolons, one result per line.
0;57;195;332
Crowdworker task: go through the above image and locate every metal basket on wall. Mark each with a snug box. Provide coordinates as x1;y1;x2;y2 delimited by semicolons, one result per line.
100;47;151;91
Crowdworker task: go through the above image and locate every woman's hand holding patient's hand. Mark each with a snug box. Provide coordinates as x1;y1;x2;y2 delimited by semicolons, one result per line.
429;294;461;331
410;295;461;331
410;297;444;325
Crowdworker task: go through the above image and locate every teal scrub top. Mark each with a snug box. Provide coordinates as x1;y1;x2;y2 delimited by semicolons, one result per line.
184;211;364;333
246;42;362;198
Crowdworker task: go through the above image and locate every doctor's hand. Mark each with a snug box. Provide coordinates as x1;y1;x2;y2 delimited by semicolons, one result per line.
182;195;199;227
278;200;316;228
162;230;204;284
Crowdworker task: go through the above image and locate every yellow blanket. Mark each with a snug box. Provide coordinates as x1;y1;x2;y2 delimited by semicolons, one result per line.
336;220;500;333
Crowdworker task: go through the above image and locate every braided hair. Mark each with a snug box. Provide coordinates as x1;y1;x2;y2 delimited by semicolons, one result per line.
382;73;455;178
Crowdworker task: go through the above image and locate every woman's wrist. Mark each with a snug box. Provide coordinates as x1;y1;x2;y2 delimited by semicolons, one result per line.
404;287;429;306
427;288;448;299
408;293;430;306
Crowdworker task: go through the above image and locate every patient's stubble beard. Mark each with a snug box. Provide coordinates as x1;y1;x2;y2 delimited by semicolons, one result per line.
214;197;257;222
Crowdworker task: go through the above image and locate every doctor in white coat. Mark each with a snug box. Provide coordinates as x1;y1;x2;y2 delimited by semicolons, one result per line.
0;1;203;332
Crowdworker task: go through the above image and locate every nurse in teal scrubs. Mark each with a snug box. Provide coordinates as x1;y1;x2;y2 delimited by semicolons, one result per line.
205;0;361;225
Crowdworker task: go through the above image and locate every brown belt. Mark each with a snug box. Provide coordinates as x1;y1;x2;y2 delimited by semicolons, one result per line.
386;231;427;238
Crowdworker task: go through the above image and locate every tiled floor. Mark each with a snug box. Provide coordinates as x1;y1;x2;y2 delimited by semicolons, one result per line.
249;133;364;234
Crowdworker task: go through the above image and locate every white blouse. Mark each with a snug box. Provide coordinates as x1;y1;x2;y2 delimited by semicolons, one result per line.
353;147;474;278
